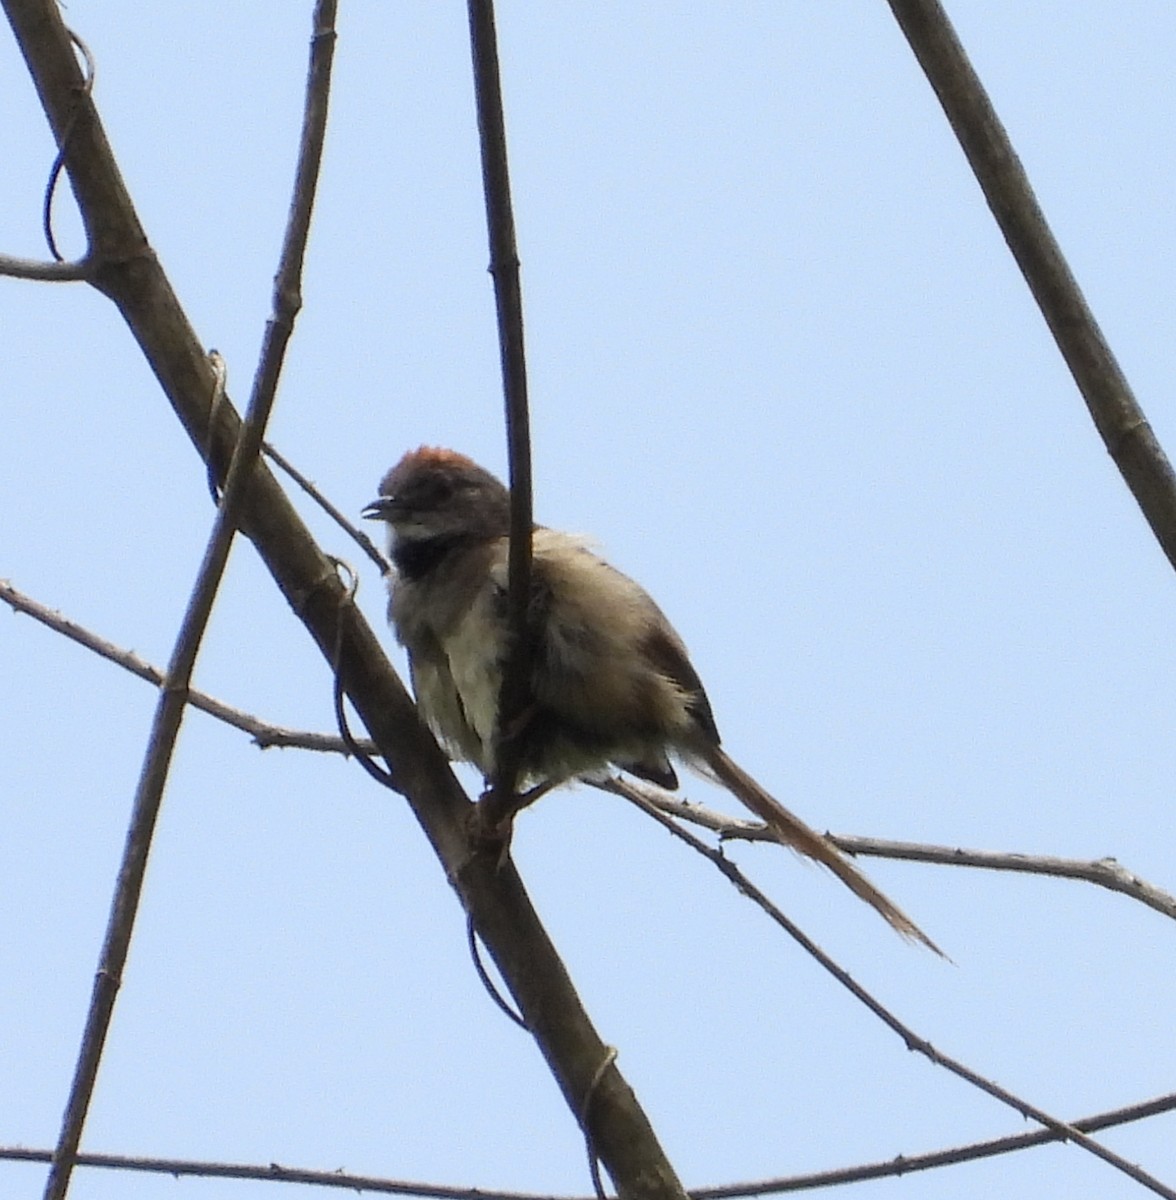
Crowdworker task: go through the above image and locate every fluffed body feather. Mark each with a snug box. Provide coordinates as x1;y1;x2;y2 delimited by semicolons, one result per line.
365;447;940;953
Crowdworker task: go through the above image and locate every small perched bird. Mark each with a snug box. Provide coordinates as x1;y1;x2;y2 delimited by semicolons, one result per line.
364;447;937;951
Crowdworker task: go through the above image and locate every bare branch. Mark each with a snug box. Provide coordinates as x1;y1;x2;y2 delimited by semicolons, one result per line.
887;0;1176;570
5;1089;1176;1196
626;785;1176;923
39;6;337;1196
0;578;364;753
12;561;1173;934
4;4;680;1193
466;0;541;833
0;251;91;280
263;440;389;574
831;834;1176;922
695;1090;1176;1197
605;777;1176;1200
1;1146;561;1200
13;557;1174;939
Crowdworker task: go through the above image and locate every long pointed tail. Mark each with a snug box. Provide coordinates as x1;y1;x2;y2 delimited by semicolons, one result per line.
704;746;943;956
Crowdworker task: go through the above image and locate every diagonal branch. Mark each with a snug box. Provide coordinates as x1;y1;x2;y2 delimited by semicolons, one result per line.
36;6;338;1199
3;4;683;1196
887;0;1176;570
0;577;365;752
263;440;390;573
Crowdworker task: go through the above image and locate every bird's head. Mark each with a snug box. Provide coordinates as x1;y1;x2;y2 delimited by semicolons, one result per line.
362;447;511;550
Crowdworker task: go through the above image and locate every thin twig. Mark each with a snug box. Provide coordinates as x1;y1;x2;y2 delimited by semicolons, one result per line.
693;1090;1176;1196
0;578;365;752
40;8;337;1198
466;0;538;827
7;1145;556;1200
887;0;1176;570
262;440;390;574
5;1090;1176;1196
0;252;91;280
629;787;1176;923
604;778;1176;1200
831;834;1176;922
41;359;265;1200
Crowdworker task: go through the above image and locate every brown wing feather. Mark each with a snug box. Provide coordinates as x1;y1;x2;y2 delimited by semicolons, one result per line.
641;624;720;744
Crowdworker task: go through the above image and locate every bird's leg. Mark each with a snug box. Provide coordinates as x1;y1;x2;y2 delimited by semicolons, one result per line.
471;779;555;863
471;696;549;856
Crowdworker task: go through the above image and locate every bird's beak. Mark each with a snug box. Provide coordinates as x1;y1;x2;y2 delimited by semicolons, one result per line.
362;497;394;521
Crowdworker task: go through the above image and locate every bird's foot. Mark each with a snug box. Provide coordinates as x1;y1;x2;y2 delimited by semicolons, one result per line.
469;780;556;869
471;792;514;849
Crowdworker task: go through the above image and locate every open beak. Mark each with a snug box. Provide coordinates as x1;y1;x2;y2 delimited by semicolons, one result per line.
362;497;394;521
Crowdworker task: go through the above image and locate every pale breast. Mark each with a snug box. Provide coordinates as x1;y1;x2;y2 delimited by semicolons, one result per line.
437;581;507;768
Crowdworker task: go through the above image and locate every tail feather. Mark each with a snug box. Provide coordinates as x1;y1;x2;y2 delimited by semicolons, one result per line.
704;746;943;956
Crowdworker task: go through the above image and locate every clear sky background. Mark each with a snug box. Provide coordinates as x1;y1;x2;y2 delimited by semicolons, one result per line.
3;3;1176;1198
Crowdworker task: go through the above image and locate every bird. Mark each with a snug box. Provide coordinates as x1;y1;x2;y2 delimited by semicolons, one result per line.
364;446;938;951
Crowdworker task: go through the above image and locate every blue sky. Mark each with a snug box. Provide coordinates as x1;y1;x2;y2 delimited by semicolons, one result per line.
3;4;1176;1198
